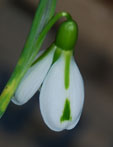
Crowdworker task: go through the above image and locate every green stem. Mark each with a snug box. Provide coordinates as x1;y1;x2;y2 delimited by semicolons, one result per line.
34;12;72;49
31;12;72;66
30;12;72;65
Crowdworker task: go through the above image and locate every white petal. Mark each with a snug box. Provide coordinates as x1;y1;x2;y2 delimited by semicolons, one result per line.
39;55;84;132
12;49;55;105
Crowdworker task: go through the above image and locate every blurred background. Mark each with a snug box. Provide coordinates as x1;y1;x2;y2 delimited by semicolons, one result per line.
0;0;113;146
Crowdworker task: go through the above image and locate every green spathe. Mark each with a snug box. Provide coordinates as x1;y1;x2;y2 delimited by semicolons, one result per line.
55;20;78;51
60;98;72;122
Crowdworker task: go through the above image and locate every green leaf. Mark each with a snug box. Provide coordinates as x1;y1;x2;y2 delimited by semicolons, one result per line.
0;0;57;118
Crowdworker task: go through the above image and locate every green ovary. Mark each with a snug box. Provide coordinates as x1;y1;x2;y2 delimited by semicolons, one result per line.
60;98;72;123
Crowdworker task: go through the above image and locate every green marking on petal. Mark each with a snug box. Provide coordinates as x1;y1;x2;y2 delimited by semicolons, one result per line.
60;98;72;123
64;51;72;89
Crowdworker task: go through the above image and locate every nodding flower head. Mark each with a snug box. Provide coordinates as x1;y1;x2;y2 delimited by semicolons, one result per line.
12;20;84;132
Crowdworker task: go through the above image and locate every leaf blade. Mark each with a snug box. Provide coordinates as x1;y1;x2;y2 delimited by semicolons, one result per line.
0;0;57;117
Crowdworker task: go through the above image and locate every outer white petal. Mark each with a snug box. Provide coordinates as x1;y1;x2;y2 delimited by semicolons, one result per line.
12;49;55;105
39;55;84;132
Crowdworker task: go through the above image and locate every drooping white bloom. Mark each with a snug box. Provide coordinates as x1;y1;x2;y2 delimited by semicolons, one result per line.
12;20;85;132
39;54;84;131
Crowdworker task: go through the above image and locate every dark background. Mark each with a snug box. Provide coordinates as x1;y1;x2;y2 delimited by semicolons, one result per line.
0;0;113;146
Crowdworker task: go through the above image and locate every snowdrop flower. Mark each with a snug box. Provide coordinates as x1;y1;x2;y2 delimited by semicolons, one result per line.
12;20;84;132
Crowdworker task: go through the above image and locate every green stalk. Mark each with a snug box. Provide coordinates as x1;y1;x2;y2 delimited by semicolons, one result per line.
0;0;57;117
